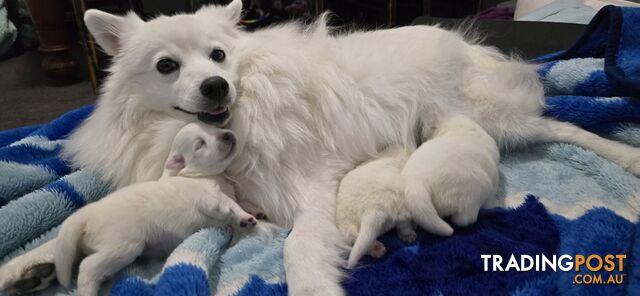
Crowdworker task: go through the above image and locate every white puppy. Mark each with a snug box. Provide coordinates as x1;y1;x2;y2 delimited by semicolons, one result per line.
336;146;453;268
54;123;256;296
403;114;500;227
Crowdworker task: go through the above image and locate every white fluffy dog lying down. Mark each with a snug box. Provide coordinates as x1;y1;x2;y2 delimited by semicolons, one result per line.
3;0;640;295
337;114;499;268
55;123;257;296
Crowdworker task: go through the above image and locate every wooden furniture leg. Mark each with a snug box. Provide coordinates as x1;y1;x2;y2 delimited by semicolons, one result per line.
25;0;78;84
387;0;397;27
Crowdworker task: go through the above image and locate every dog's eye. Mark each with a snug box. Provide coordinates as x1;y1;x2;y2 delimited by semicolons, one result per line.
156;58;179;74
210;49;225;62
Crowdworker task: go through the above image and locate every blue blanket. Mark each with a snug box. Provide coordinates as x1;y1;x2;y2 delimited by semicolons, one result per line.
1;5;640;296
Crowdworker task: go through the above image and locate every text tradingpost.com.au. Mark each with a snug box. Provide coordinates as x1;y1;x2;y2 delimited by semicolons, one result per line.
481;254;626;285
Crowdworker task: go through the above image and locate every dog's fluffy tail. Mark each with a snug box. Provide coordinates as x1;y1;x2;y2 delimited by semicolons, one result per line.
55;213;86;288
347;210;386;268
405;179;454;237
538;119;640;176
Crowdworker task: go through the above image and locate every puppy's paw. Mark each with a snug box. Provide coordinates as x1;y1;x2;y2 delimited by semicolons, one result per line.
238;201;268;220
399;231;417;244
0;262;55;294
368;241;386;258
250;211;268;220
237;214;257;228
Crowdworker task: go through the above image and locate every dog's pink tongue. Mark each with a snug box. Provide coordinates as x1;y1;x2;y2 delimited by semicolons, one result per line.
207;106;228;115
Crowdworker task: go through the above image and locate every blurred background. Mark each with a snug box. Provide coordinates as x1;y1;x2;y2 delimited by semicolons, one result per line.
0;0;639;129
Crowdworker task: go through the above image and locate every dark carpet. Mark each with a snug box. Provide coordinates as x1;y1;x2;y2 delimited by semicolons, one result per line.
0;51;96;130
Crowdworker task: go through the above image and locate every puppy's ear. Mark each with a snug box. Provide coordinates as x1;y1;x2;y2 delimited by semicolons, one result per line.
225;0;244;22
165;154;186;173
83;10;142;56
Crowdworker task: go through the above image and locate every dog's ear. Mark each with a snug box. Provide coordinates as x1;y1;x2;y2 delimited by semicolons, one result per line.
225;0;244;22
165;154;186;173
84;10;142;56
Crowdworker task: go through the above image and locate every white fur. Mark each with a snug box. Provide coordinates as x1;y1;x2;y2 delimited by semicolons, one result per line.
336;146;453;268
339;115;498;268
54;123;256;296
403;114;500;227
4;0;640;295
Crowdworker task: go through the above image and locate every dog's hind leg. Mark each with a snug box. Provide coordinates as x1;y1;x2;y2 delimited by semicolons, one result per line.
77;243;143;296
533;118;640;175
396;220;416;243
451;208;480;227
403;178;454;236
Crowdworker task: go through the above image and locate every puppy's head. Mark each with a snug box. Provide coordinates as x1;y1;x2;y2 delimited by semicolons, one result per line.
84;0;244;126
164;122;238;177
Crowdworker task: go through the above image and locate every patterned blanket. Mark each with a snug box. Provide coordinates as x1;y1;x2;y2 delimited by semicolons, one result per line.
1;5;639;296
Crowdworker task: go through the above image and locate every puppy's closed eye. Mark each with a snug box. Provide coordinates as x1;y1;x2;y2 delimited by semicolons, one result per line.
194;138;206;151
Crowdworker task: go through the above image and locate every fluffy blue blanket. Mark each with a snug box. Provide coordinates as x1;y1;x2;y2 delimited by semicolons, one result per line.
1;5;639;296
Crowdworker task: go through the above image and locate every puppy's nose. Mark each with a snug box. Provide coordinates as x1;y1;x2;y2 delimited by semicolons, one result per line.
200;76;229;101
220;131;236;144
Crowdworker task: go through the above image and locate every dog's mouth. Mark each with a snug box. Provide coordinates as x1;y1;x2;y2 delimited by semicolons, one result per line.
173;106;231;126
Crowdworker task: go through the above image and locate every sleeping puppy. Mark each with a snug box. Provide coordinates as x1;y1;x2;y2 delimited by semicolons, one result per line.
402;114;500;227
54;123;256;296
336;146;454;268
337;114;499;268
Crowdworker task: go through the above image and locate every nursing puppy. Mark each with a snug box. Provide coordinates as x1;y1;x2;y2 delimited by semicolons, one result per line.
5;1;640;295
403;114;500;227
54;123;256;296
339;115;498;267
336;146;453;268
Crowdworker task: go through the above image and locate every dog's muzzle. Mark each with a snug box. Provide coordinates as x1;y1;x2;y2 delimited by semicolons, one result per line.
194;76;232;125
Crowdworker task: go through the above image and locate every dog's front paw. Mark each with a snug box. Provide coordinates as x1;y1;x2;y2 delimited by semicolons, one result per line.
0;262;55;295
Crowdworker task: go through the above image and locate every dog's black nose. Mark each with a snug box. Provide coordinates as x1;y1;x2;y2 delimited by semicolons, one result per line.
200;76;229;101
220;131;236;144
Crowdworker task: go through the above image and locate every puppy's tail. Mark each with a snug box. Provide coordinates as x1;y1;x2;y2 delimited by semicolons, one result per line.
55;213;87;288
347;210;385;268
405;179;454;236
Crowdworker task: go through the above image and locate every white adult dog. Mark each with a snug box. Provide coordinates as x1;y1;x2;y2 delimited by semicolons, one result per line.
2;1;640;295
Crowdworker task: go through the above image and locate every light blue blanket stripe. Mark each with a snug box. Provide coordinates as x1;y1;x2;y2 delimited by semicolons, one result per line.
612;123;640;146
499;140;640;212
217;230;287;287
0;170;109;259
166;228;230;294
0;135;73;205
110;226;288;296
110;228;231;296
0;161;57;205
541;58;605;95
0;226;59;267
